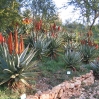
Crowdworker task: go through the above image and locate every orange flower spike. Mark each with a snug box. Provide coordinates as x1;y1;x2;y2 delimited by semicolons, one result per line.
19;35;24;54
58;26;60;31
22;18;31;24
53;23;56;31
39;19;42;27
21;35;24;52
3;37;6;43
14;30;19;54
7;32;13;54
95;44;98;49
35;22;41;31
38;22;41;30
51;33;56;38
0;33;4;43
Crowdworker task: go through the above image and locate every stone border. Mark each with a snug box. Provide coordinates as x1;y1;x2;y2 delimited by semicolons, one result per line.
27;70;94;99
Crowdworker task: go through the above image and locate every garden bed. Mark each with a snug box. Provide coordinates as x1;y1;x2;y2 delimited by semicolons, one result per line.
26;70;94;99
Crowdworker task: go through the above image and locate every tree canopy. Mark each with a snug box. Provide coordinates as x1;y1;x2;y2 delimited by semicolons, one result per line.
0;0;22;32
65;0;99;30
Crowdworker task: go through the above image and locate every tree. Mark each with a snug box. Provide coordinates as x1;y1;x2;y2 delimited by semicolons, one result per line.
32;0;58;21
19;0;58;23
65;0;99;30
0;0;22;32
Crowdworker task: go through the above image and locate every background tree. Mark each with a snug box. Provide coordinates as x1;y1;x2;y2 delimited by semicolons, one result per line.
19;0;58;23
0;0;22;32
31;0;58;22
64;0;99;30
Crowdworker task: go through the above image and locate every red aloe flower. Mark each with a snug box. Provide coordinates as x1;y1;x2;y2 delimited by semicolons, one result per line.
0;33;4;43
58;26;60;31
19;35;24;54
7;32;13;54
51;33;57;38
14;30;19;54
95;44;98;49
39;19;42;26
53;23;56;31
22;18;32;24
35;21;41;31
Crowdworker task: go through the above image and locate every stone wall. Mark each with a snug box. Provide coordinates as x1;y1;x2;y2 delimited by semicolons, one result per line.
27;70;94;99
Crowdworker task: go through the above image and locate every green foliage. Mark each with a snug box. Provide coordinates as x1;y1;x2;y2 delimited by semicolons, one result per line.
46;36;63;59
62;32;76;44
27;34;51;60
38;55;65;77
64;50;82;71
90;59;99;78
0;86;19;99
79;44;98;64
31;0;58;22
66;0;99;29
0;0;22;32
0;43;38;90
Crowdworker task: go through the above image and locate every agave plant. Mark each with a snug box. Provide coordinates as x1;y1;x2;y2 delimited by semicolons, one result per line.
0;43;38;93
62;32;76;44
46;36;63;59
79;44;98;64
64;50;82;71
90;59;99;78
28;34;51;60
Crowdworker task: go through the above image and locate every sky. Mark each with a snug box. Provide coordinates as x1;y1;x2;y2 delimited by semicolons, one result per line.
53;0;80;23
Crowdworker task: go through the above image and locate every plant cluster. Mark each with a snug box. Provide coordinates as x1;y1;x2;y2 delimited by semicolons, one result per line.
0;31;38;94
0;18;99;98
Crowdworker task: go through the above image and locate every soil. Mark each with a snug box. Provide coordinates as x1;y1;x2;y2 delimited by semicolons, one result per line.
26;68;99;99
27;69;68;94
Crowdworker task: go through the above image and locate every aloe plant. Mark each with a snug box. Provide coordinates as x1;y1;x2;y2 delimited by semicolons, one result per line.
79;44;98;64
90;59;99;78
46;36;63;59
28;34;51;60
0;43;38;93
64;50;82;71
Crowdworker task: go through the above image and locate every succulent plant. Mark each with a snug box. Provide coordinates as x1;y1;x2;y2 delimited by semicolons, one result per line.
62;32;76;43
46;36;63;59
79;44;98;64
64;50;82;71
0;43;38;92
90;59;99;78
28;34;51;60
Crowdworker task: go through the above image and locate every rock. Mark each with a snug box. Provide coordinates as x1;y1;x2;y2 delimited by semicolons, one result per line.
74;80;81;87
27;95;39;99
58;88;64;98
40;93;50;99
69;83;75;89
26;71;95;99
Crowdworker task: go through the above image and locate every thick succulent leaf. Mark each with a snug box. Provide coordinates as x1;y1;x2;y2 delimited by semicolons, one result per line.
23;60;38;71
26;50;37;65
20;45;29;63
0;73;11;79
21;72;36;77
13;54;20;69
6;56;17;72
21;49;36;65
3;69;13;74
0;78;11;85
0;56;8;69
20;79;30;87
